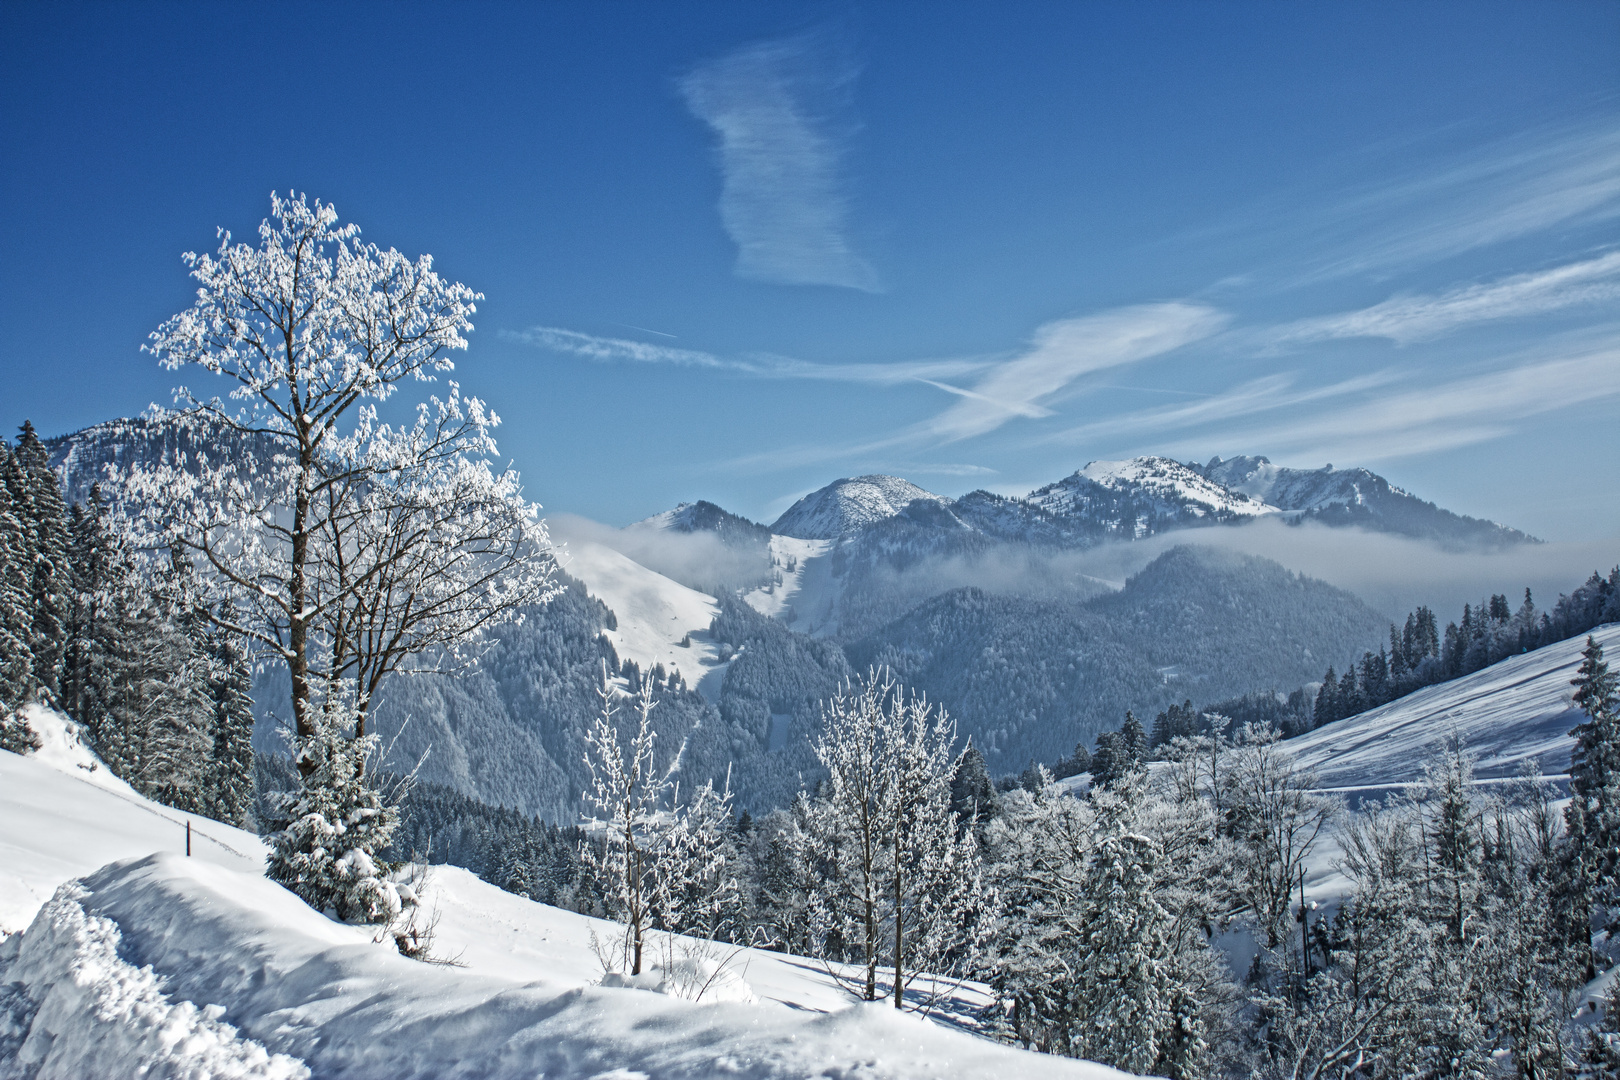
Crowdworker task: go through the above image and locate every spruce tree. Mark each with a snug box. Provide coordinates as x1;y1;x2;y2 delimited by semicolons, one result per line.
1564;636;1620;971
10;422;72;702
0;440;34;720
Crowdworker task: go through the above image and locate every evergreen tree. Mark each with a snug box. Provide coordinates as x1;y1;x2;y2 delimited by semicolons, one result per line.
1068;777;1203;1076
1314;667;1339;726
200;616;257;827
949;741;995;831
1564;636;1620;972
266;696;411;927
9;421;72;701
0;440;33;716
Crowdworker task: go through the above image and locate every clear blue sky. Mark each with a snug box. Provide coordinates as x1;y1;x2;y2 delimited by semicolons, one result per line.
3;1;1617;540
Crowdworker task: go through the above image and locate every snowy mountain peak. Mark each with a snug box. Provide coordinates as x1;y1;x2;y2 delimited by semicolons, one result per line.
771;475;949;540
1198;455;1537;547
1029;456;1276;522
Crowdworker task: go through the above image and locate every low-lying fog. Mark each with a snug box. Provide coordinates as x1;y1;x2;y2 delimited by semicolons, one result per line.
551;511;1617;628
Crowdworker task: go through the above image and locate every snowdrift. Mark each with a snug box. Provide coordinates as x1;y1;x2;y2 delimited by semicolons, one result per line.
2;855;1132;1080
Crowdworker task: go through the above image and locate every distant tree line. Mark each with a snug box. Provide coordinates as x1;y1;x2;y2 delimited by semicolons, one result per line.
1314;569;1620;726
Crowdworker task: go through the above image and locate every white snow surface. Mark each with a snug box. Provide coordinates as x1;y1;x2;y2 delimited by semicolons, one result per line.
771;475;949;540
555;535;723;695
0;706;266;936
0;715;1135;1079
1287;624;1620;794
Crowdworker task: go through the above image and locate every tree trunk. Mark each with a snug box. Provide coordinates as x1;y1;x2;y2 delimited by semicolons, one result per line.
893;831;904;1009
289;444;314;777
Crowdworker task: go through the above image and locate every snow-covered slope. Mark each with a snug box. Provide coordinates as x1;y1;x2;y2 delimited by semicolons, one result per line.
556;537;723;694
742;534;835;623
0;706;265;935
771;475;949;540
1286;624;1620;794
0;713;1133;1080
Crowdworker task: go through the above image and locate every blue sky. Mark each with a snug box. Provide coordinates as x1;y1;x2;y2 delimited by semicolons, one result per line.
3;2;1618;541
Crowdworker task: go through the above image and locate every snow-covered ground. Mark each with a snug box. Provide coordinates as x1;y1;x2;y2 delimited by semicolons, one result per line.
555;536;725;695
0;710;1134;1079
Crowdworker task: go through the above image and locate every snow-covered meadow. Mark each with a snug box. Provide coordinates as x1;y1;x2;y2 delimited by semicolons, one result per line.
0;708;1134;1080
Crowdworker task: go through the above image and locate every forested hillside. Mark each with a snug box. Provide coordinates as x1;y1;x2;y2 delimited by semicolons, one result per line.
849;546;1388;771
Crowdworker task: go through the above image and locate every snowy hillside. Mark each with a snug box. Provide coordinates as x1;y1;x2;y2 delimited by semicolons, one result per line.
1287;623;1620;794
771;475;949;540
554;536;725;695
742;534;835;624
0;712;1133;1080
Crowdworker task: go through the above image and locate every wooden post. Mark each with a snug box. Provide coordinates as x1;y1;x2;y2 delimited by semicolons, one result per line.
186;819;192;857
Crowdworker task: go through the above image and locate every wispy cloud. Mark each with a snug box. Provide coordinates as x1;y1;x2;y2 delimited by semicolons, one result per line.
1212;344;1620;463
680;33;879;291
508;327;729;368
1272;250;1620;346
1109;338;1620;466
504;326;993;384
1178;115;1620;288
922;303;1228;442
515;303;1226;455
1046;371;1400;446
1315;119;1620;279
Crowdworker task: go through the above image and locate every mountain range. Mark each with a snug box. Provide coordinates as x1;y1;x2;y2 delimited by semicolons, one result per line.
41;419;1537;815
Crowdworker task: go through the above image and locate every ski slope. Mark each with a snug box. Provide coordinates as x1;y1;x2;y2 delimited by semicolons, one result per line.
0;711;1134;1080
1286;623;1620;795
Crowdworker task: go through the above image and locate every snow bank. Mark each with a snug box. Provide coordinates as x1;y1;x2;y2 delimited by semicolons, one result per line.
0;879;308;1079
0;854;1134;1080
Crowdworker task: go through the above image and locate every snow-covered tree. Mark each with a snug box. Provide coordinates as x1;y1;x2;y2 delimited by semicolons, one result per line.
1220;724;1338;951
579;661;743;977
1565;635;1620;959
581;665;669;975
7;422;72;703
124;191;556;752
122;192;556;922
0;439;35;722
265;695;410;927
803;670;991;1009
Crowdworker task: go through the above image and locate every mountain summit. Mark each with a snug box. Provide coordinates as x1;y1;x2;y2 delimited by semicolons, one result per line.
771;475;949;540
1198;455;1537;547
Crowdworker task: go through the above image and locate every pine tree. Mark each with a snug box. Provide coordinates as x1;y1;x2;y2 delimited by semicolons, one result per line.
266;696;409;926
1068;777;1194;1075
1564;636;1620;975
0;440;34;717
10;421;72;702
200;616;257;827
1314;667;1339;726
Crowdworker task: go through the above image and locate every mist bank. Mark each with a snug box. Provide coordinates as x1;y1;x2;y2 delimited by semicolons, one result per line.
548;512;772;593
1069;519;1618;623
